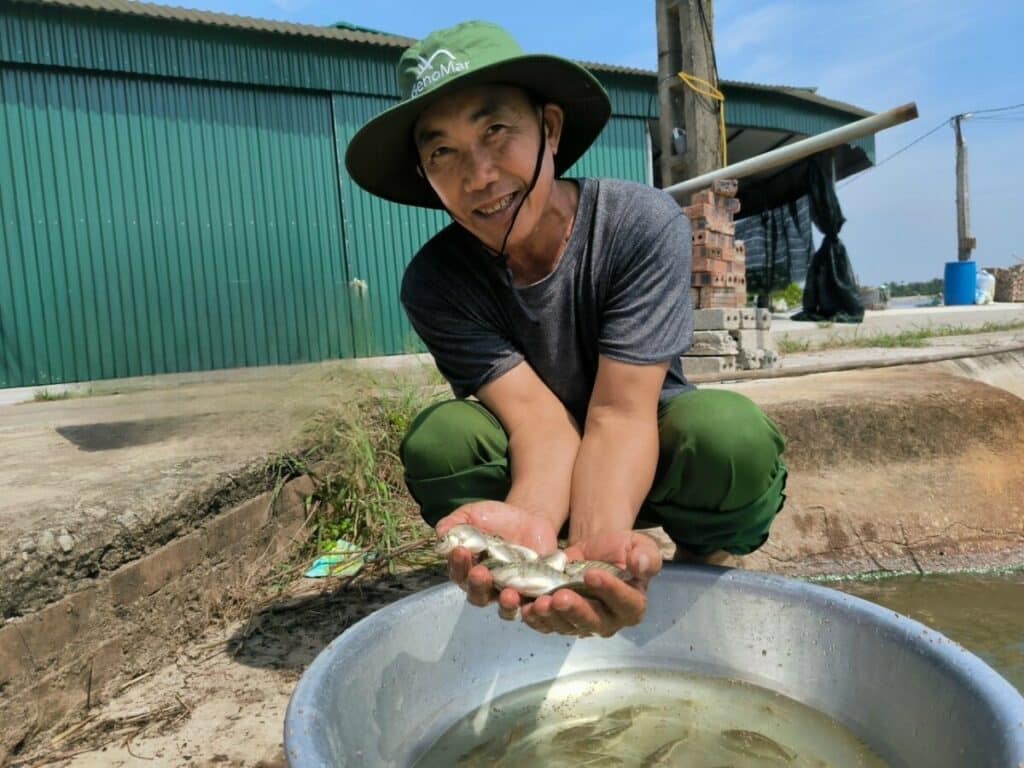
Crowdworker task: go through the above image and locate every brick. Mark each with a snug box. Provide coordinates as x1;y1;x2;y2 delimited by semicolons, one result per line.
691;244;724;261
697;286;747;308
717;197;741;215
109;530;206;606
692;230;733;250
688;216;735;236
711;178;739;198
739;308;771;329
692;256;736;275
737;349;765;370
693;308;741;331
681;355;736;376
690;189;715;206
690;330;739;355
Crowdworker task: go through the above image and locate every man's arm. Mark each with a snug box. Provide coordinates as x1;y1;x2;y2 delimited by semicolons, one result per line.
569;355;668;541
519;355;667;637
477;361;581;534
437;361;581;615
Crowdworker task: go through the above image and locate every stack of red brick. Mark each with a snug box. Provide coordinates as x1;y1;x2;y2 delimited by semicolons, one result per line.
683;179;746;309
988;264;1024;302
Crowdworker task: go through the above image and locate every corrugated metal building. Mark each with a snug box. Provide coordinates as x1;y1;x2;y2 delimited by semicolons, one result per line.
0;0;874;388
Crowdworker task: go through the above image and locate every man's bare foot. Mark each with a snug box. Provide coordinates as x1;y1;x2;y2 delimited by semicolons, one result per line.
672;547;740;567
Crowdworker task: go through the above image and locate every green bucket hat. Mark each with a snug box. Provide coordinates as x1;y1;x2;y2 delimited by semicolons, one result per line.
344;21;612;209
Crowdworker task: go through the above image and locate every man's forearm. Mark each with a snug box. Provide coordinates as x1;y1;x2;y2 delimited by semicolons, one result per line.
568;410;659;543
503;416;581;534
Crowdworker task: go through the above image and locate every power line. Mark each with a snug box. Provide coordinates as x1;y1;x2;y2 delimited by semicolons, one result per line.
838;117;951;189
964;101;1024;116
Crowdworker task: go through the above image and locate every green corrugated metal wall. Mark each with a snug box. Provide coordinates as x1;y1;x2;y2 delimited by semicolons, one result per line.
332;93;447;358
0;4;870;387
0;64;353;387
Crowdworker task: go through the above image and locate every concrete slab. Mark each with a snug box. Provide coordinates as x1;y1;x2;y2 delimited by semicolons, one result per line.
771;302;1024;344
0;359;439;618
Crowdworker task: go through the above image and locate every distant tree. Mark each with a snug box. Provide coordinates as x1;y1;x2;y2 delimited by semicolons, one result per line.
885;278;943;297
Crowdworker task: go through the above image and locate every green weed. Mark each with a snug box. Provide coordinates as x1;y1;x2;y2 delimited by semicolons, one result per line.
33;389;72;401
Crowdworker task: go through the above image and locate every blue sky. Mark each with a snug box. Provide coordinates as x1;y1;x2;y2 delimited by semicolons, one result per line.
174;0;1021;285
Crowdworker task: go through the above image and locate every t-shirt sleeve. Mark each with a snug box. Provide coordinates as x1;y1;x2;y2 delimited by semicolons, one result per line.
401;255;524;398
598;198;694;363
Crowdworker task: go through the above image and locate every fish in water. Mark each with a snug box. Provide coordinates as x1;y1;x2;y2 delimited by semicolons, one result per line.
639;733;692;767
720;729;797;762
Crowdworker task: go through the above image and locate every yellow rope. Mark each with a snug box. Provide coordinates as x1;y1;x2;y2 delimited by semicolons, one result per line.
676;71;728;165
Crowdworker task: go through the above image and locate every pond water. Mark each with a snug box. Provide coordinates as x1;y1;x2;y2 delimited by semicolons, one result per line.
830;570;1024;692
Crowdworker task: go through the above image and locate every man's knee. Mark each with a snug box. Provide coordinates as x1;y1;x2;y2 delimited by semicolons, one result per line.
660;389;786;510
401;399;507;480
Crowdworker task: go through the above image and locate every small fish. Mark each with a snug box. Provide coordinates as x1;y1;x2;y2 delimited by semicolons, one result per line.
720;729;797;763
490;561;572;598
604;704;648;723
564;560;632;581
550;720;602;745
540;550;569;572
640;733;691;767
486;540;541;563
435;524;541;562
571;721;633;752
436;524;490;556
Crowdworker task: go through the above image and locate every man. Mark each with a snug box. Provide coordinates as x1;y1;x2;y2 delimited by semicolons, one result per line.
345;21;787;639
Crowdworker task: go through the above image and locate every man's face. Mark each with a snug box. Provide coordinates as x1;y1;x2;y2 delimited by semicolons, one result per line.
414;84;563;252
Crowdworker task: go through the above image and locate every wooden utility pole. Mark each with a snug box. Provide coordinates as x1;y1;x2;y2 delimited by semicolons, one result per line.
656;0;722;187
953;113;976;261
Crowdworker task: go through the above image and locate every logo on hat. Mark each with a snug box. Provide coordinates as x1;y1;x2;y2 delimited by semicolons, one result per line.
411;48;470;96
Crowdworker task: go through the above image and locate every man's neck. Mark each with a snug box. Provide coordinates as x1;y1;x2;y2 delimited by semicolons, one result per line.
504;180;580;287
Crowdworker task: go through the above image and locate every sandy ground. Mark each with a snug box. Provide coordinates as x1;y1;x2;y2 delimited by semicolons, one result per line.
15;569;447;768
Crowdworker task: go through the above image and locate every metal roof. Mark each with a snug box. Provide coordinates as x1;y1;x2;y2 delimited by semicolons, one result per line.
10;0;417;47
12;0;872;118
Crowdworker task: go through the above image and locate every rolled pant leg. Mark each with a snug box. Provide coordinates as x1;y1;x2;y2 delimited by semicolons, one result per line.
400;400;511;527
642;389;788;555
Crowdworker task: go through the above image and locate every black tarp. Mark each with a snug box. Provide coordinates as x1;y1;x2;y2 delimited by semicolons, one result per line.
735;195;812;296
792;154;864;322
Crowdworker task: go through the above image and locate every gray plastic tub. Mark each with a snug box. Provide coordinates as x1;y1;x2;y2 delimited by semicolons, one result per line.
285;565;1024;767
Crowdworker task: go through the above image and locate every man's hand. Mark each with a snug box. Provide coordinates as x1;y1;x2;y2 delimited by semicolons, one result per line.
519;531;663;638
436;500;559;617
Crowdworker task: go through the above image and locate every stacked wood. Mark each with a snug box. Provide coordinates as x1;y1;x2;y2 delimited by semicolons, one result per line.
683;179;746;309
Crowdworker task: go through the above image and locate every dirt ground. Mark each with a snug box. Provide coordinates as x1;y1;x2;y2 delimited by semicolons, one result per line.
6;347;1024;767
13;568;448;768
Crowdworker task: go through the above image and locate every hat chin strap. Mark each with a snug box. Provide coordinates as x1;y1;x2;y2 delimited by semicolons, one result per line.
496;116;547;264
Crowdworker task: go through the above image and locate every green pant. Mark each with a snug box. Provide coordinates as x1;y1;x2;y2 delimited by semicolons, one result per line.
400;389;788;555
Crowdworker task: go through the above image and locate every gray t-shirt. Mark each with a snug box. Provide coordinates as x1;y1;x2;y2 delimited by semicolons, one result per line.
401;177;694;427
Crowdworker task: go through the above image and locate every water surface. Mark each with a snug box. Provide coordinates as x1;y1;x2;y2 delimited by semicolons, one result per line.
831;570;1024;691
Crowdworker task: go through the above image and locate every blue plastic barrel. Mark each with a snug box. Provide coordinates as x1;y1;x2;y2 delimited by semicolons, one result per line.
944;260;977;305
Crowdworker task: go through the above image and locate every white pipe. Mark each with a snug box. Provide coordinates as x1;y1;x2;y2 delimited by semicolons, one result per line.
664;102;919;201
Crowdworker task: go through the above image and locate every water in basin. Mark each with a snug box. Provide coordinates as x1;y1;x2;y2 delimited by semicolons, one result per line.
414;667;888;767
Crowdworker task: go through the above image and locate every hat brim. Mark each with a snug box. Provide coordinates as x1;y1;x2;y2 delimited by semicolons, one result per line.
344;55;612;209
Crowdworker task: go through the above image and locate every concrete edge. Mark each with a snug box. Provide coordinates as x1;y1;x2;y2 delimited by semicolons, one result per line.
0;474;316;761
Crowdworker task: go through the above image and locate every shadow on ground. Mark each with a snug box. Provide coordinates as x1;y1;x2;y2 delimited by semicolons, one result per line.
226;564;449;673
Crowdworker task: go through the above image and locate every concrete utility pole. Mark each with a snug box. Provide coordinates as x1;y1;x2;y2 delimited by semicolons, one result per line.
953;113;976;262
656;0;722;187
